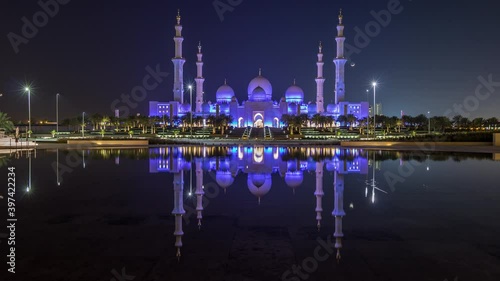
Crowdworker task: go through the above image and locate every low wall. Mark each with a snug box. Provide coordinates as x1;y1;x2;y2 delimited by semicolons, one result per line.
67;140;148;146
341;141;492;147
494;134;500;146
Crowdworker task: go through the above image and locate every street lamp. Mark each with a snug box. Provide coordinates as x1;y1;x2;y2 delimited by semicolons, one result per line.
372;82;377;136
189;85;193;138
82;112;85;138
366;89;369;138
56;93;60;136
24;87;31;138
427;111;431;134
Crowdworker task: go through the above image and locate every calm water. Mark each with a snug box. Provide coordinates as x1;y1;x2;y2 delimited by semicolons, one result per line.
1;147;500;281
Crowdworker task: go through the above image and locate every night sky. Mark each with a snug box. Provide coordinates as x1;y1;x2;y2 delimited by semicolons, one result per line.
1;0;499;121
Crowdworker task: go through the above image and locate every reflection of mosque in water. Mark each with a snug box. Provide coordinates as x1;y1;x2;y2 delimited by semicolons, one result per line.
149;146;369;260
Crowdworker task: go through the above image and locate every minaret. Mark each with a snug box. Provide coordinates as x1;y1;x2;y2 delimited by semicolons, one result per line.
172;10;185;104
334;9;347;104
332;171;346;262
314;162;324;230
172;170;185;259
195;42;205;113
316;42;325;113
195;159;204;228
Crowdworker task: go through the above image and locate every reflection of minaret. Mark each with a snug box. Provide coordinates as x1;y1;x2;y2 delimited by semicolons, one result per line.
316;42;325;113
195;42;205;112
315;162;324;230
332;171;345;262
195;160;204;228
172;10;185;103
334;9;347;104
172;170;185;258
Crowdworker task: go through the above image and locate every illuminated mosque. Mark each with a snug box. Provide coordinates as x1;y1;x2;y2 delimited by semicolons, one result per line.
149;10;369;127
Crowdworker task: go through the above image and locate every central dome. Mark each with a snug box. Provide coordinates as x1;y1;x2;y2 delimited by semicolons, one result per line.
250;87;267;102
248;72;272;101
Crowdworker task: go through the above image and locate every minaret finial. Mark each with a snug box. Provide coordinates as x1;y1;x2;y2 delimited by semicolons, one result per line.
177;9;181;25
224;78;227;85
259;68;262;76
198;41;202;53
339;9;343;25
293;78;296;85
319;41;323;53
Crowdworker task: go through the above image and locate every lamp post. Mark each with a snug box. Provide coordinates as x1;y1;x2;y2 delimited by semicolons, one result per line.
82;112;85;138
428;111;431;134
372;82;377;136
56;93;60;136
366;89;369;138
189;85;193;138
24;87;31;138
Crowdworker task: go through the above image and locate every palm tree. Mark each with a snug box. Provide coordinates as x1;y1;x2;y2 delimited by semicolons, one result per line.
280;114;293;133
452;115;462;129
90;113;102;131
472;117;484;130
101;116;110;130
0;112;14;132
311;114;322;128
149;116;159;134
207;115;217;134
357;117;368;134
486;117;499;130
346;114;357;131
337;115;347;127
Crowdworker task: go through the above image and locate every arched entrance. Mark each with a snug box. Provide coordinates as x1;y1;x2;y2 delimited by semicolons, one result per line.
253;112;264;128
238;117;245;128
274;117;280;128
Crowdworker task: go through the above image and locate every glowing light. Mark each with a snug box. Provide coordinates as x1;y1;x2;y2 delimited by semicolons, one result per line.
372;82;377;87
25;87;30;92
26;187;30;192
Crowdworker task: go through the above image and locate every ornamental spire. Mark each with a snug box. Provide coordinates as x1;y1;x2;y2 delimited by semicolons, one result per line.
339;9;343;25
319;41;323;53
259;68;262;76
198;41;202;53
177;9;181;25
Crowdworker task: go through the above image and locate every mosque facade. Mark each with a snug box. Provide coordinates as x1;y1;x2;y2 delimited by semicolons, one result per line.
149;10;369;128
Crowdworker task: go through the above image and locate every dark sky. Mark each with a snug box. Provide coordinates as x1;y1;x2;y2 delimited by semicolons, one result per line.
1;0;499;121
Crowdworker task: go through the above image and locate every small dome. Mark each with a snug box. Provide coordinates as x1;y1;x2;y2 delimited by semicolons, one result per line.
250;87;267;102
202;102;211;113
219;103;230;114
285;171;303;188
181;103;191;113
327;104;336;113
280;97;286;103
216;171;234;188
248;73;272;100
308;103;317;114
231;96;238;103
285;85;304;103
216;83;234;103
247;173;272;198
